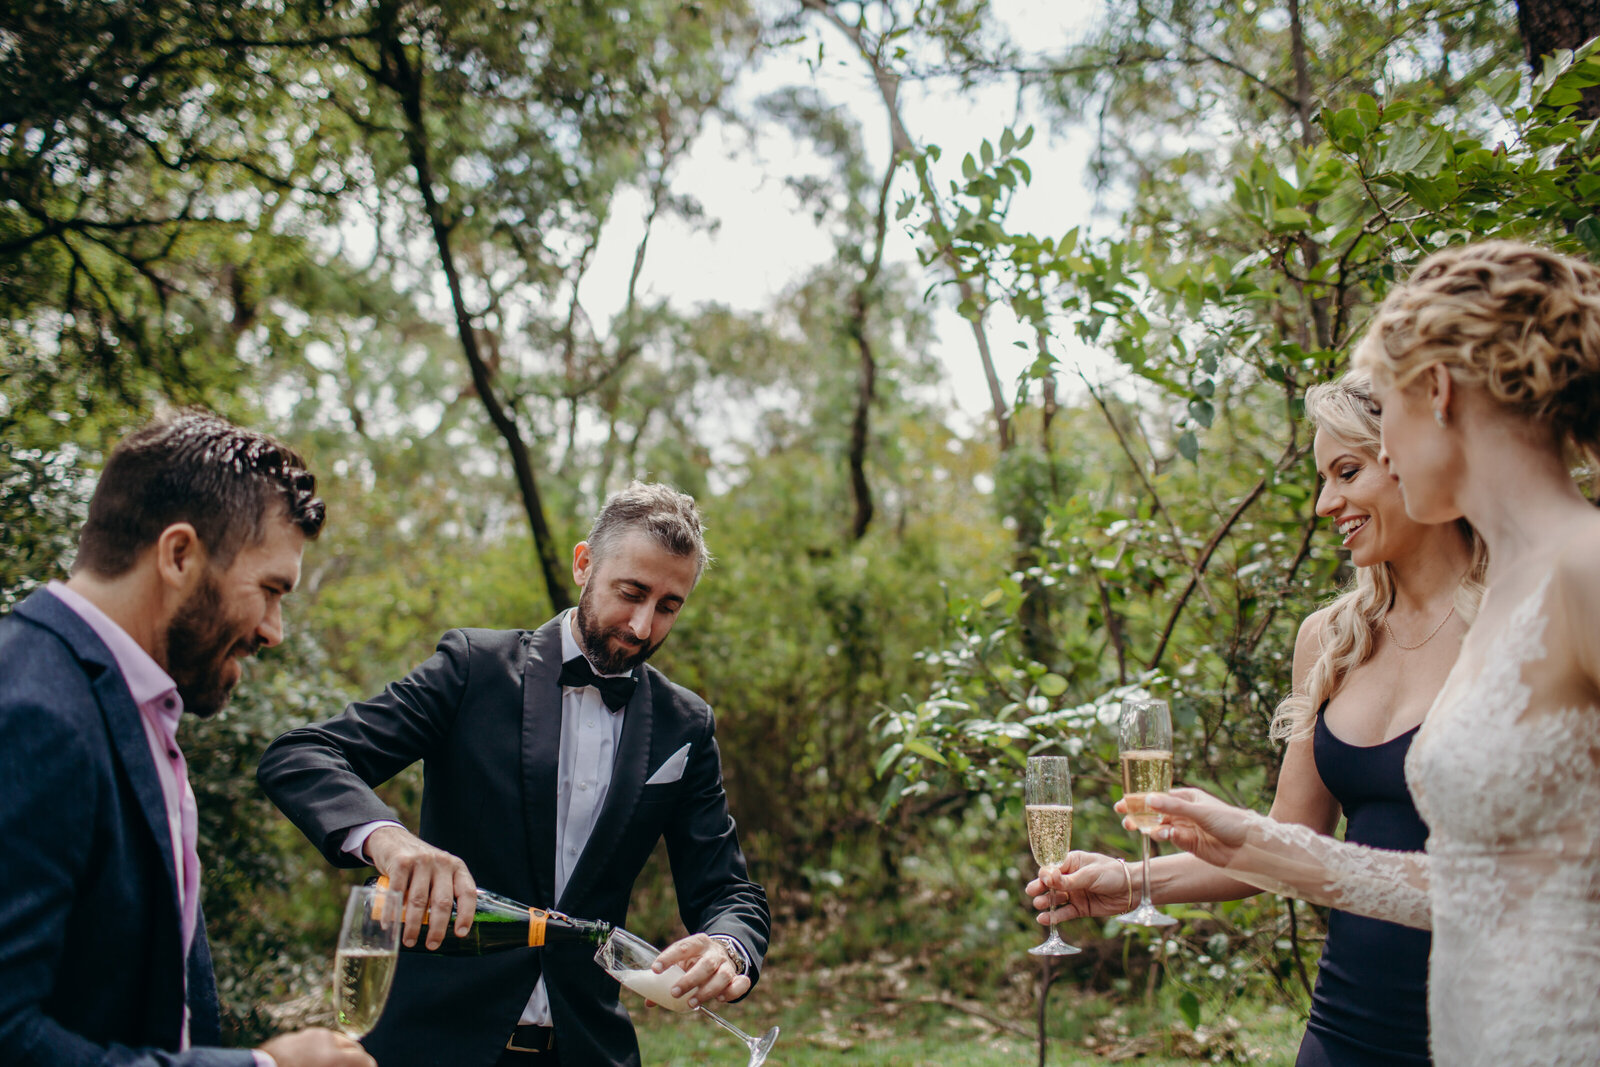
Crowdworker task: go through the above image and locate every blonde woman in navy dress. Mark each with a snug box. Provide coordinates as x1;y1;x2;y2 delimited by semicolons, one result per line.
1029;373;1485;1065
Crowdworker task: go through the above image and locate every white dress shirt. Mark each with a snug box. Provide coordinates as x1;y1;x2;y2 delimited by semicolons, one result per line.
519;609;629;1024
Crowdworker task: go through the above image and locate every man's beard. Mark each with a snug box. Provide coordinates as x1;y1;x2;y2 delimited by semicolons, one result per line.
576;583;664;675
166;572;259;719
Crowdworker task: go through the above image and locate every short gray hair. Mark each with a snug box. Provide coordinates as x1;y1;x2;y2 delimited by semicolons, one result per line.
585;481;711;578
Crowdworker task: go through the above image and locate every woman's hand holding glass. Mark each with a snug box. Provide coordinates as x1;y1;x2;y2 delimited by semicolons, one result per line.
1028;851;1137;923
1117;786;1253;869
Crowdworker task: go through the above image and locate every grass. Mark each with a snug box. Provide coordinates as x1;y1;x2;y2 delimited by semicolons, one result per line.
620;844;1315;1066
631;952;1308;1066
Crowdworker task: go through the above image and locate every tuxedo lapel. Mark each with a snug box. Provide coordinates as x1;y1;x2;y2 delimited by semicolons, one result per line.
558;668;653;912
521;619;565;908
17;592;182;922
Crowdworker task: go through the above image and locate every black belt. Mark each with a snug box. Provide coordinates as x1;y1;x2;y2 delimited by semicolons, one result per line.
505;1025;557;1054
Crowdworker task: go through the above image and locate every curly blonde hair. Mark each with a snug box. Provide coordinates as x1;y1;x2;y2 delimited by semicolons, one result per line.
1352;241;1600;473
1269;373;1488;744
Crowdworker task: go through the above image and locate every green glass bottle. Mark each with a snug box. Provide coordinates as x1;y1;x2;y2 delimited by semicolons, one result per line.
374;877;612;956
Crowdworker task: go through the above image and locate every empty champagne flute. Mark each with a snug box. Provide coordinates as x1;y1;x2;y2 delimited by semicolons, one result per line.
595;928;780;1067
1116;696;1178;927
1025;754;1081;956
333;883;403;1037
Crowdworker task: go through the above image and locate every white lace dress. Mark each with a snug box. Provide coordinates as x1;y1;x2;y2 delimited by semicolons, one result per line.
1222;572;1600;1066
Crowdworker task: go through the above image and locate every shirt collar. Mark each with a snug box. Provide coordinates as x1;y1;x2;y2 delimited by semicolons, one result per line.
48;580;182;713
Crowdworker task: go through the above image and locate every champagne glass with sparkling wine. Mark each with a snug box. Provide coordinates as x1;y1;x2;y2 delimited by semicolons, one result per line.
595;928;780;1067
1116;697;1178;927
333;884;403;1038
1025;754;1081;956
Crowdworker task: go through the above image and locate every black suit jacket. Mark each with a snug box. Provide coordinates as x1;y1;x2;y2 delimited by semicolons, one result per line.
257;619;770;1067
0;589;255;1067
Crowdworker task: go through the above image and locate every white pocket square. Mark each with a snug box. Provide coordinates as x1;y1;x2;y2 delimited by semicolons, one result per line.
645;743;691;785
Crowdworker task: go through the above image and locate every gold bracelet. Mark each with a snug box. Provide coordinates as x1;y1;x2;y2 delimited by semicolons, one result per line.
1119;859;1136;912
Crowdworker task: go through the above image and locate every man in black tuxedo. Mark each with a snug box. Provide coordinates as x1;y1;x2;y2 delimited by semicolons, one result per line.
0;411;372;1067
258;482;769;1067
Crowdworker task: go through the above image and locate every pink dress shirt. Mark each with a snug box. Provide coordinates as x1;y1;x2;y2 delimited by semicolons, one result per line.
48;583;201;1045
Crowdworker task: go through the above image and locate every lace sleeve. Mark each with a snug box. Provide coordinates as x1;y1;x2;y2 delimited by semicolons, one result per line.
1223;812;1432;929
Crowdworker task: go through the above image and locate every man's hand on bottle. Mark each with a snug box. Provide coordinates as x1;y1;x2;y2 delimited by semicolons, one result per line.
652;933;750;1008
363;825;476;949
259;1028;375;1067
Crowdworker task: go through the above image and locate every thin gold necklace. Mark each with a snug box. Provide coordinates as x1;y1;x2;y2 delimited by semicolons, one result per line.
1384;603;1456;651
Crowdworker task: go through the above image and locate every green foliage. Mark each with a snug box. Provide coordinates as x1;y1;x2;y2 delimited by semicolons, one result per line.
7;0;1598;1051
880;8;1600;1007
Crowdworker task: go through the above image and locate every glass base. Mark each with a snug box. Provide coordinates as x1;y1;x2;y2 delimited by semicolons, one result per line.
1115;901;1178;927
746;1026;780;1067
1027;937;1083;956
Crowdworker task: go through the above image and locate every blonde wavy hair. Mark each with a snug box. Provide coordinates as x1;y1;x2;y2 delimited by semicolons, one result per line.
1269;373;1488;744
1352;240;1600;476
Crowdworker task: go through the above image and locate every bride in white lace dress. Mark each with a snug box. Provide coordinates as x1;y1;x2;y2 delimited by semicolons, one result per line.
1139;242;1600;1067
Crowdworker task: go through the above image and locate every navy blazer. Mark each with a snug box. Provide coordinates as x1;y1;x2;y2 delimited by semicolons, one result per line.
258;619;770;1067
0;588;255;1066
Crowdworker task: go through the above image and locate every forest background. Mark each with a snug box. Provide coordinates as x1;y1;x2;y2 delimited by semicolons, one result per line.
4;0;1600;1062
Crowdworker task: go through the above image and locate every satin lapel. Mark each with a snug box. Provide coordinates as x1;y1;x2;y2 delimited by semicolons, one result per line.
558;666;652;912
16;592;182;919
521;619;565;909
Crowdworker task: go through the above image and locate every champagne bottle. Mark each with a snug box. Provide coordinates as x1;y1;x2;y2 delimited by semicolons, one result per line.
373;876;612;956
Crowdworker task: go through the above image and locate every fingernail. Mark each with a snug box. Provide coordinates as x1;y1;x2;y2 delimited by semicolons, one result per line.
670;987;682;997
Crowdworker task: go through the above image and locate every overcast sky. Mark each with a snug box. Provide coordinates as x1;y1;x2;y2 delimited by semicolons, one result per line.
580;0;1113;432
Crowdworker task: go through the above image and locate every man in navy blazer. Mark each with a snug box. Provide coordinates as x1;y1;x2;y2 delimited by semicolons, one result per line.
0;412;373;1067
258;482;770;1067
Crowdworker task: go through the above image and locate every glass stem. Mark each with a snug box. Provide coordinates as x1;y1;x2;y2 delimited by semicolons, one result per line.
1140;831;1154;906
699;1006;756;1047
1046;889;1063;944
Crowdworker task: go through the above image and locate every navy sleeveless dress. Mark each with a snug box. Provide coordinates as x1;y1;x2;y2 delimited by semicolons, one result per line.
1295;705;1432;1066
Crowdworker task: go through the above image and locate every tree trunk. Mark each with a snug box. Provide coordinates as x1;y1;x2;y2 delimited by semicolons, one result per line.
374;8;573;612
802;0;1012;454
846;286;878;541
1517;0;1600;119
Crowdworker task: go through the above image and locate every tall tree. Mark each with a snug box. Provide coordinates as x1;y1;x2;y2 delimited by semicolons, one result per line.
1516;0;1600;118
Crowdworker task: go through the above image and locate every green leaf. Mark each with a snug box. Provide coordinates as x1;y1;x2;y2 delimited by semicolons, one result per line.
980;588;1004;608
903;739;949;765
875;743;904;779
1176;431;1199;462
1188;398;1215;428
1329;109;1365;150
962;153;977;179
1271;207;1312;230
1577;216;1600;254
1038;673;1068;697
1178;990;1201;1031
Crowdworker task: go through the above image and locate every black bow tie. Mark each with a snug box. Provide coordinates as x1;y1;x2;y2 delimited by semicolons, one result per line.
558;656;636;711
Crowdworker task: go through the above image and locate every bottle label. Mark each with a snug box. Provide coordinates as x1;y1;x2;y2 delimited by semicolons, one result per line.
528;908;547;947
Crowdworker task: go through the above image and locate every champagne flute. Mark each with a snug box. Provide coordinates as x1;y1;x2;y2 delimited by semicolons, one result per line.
1115;697;1178;928
1025;754;1081;956
595;928;780;1067
333;884;403;1038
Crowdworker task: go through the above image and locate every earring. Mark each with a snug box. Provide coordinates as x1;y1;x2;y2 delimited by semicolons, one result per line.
1433;408;1446;428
